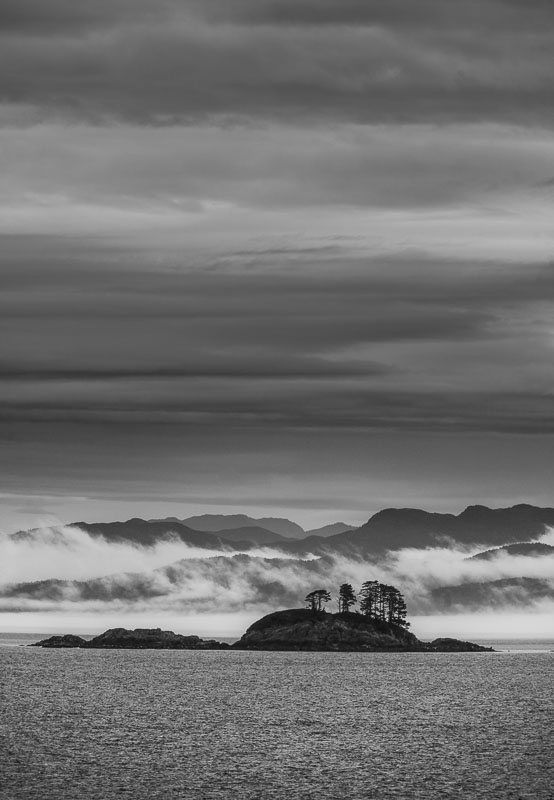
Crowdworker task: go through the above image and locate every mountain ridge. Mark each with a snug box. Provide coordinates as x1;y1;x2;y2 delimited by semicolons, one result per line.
177;514;306;538
9;504;554;556
295;503;554;556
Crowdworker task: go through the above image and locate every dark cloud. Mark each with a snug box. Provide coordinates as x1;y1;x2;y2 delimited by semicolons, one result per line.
2;417;553;540
0;1;553;534
1;235;552;441
3;0;552;34
0;0;175;33
1;387;552;435
1;0;554;124
200;0;554;30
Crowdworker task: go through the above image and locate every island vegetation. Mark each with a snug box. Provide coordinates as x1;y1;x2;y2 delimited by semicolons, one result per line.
306;580;409;627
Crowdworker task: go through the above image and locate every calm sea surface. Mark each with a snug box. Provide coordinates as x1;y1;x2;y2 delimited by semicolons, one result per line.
1;638;553;800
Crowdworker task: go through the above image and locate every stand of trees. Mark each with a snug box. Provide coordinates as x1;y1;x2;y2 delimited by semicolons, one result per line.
305;581;410;628
338;583;357;613
359;581;409;627
305;589;331;612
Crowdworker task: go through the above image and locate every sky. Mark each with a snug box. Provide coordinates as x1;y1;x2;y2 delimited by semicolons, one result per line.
1;0;554;535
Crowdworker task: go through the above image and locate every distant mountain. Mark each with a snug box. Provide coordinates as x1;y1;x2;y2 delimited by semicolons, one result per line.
10;504;554;557
178;514;305;539
71;519;233;549
468;542;554;560
211;526;288;546
304;522;355;537
13;517;294;550
11;518;249;552
305;504;554;555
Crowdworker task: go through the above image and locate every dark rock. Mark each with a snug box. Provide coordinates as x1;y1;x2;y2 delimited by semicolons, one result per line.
232;609;494;652
197;636;229;650
232;609;424;651
428;637;494;652
30;634;86;648
31;627;229;649
81;627;229;650
30;618;492;653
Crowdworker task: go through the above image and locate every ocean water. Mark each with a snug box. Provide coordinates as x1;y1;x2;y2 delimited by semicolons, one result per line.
1;642;553;800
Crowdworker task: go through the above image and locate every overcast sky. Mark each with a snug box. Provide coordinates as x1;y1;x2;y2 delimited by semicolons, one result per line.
1;0;553;532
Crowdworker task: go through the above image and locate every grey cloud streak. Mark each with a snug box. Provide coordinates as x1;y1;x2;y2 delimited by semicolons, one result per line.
1;236;552;436
1;0;554;125
1;0;553;535
3;122;554;212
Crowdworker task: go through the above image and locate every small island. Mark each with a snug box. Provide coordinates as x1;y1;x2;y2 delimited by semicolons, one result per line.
32;628;229;650
30;580;493;652
232;610;492;652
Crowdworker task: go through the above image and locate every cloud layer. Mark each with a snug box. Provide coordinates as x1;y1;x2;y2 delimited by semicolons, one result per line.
2;0;554;125
1;0;553;533
2;525;554;642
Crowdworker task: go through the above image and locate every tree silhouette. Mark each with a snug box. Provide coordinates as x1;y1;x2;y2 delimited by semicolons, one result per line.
359;580;380;618
305;589;331;612
338;583;357;613
359;581;410;628
388;588;410;628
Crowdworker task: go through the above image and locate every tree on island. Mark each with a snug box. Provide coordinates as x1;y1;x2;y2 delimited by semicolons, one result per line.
359;580;380;618
305;589;331;612
359;581;410;628
338;583;357;613
304;581;409;627
388;587;409;628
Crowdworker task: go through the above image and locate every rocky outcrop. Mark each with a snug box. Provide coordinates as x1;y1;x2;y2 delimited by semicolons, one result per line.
30;617;493;652
428;638;493;652
232;609;493;652
30;634;87;648
233;609;423;651
31;627;228;649
82;627;229;649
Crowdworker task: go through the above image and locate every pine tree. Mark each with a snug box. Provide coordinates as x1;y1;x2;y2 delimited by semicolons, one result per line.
338;583;357;613
359;581;410;627
390;589;410;628
305;589;332;612
359;580;380;618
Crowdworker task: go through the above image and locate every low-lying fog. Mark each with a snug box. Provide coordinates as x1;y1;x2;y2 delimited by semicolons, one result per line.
1;525;553;640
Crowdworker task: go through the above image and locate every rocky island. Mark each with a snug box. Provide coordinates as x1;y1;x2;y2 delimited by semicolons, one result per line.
32;628;229;650
29;579;494;652
232;609;493;651
31;612;492;652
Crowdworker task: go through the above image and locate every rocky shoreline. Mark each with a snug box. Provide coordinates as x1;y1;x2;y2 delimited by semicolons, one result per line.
31;627;230;650
231;609;493;651
30;609;494;652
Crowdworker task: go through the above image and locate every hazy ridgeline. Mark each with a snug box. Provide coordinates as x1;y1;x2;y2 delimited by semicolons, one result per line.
2;506;554;637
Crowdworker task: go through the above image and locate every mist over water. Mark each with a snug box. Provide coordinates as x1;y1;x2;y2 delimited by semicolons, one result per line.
1;523;553;639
